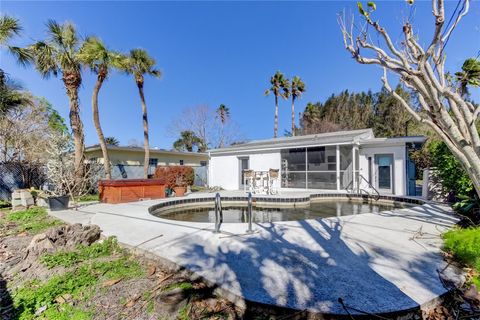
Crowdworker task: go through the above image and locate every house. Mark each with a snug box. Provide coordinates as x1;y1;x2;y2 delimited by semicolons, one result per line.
85;145;208;180
207;129;425;196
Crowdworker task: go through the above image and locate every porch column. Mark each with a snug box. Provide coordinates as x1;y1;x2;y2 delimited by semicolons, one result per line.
336;145;340;191
352;145;356;191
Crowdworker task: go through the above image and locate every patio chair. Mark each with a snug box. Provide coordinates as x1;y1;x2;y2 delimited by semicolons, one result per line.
243;169;255;192
268;169;279;195
254;171;268;194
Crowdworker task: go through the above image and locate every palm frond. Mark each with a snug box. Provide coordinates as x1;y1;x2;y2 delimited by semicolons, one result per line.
8;46;33;66
0;15;21;45
30;41;59;78
46;19;64;47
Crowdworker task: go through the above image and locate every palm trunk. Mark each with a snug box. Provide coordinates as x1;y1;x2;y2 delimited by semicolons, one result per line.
92;73;111;180
274;94;278;138
64;78;85;187
137;83;150;178
291;96;296;137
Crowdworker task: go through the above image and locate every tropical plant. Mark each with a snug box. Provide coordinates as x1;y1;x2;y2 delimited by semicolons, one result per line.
0;15;31;66
455;58;480;97
216;104;230;148
118;49;161;178
28;20;86;183
105;136;120;146
173;130;204;152
0;71;32;116
340;0;480;198
290;76;305;136
264;71;290;138
78;37;121;180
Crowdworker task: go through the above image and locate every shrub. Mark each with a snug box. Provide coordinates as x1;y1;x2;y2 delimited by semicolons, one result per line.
154;166;194;188
428;140;473;197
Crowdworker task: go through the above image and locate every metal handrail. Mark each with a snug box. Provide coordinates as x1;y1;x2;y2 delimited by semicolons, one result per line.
344;174;380;200
214;193;223;233
246;192;253;233
358;174;381;200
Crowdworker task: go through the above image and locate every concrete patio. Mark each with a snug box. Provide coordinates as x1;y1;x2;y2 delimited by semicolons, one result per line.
50;191;463;315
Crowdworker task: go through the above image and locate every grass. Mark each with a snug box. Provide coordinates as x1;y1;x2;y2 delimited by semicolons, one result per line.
443;227;480;287
75;194;99;202
1;207;62;236
0;200;11;209
40;237;121;268
13;256;143;319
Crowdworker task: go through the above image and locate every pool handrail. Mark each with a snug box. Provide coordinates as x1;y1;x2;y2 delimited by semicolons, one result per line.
214;193;223;233
246;192;253;233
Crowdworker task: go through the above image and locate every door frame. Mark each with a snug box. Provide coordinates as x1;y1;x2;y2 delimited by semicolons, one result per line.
238;157;250;189
374;154;394;194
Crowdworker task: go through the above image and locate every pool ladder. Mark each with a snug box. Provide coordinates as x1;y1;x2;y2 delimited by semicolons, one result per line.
213;192;254;234
214;193;223;233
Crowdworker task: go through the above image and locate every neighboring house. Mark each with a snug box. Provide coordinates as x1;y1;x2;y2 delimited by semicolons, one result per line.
208;129;425;196
85;145;208;181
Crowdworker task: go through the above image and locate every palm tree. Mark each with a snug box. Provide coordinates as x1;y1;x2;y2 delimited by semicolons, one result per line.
455;58;480;97
173;130;203;152
28;20;86;181
290;76;306;136
119;49;161;178
78;37;121;180
265;71;290;138
105;136;120;146
216;104;230;148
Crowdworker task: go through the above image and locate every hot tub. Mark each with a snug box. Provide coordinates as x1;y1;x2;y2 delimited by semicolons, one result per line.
99;179;166;204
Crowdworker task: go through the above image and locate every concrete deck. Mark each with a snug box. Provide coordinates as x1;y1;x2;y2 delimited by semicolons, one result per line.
50;191;462;315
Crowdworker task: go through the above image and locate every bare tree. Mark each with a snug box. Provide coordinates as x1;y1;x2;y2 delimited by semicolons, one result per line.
169;105;243;149
339;0;480;197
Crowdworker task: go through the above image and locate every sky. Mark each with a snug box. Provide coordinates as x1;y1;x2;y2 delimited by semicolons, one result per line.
1;1;479;149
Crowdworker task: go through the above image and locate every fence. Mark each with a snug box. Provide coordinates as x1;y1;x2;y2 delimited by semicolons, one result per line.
0;162;47;200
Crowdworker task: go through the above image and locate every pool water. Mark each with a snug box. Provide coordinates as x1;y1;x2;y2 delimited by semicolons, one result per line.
154;200;407;223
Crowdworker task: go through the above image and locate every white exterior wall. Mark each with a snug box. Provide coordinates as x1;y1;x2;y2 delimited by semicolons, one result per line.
358;144;406;196
209;150;281;190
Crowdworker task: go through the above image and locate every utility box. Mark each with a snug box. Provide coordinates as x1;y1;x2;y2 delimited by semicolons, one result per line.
11;189;34;209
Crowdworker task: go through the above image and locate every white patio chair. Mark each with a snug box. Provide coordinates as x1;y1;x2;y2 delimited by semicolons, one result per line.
243;169;255;192
268;169;279;195
254;171;268;194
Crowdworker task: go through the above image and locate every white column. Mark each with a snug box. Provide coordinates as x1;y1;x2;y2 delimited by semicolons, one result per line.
336;145;340;191
352;145;356;191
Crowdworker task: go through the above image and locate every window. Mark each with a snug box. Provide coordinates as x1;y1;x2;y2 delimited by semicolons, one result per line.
149;158;158;167
200;160;207;166
179;160;184;165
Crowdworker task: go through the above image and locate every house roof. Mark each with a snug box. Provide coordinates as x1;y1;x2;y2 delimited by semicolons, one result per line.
85;145;208;157
360;136;427;146
208;129;375;154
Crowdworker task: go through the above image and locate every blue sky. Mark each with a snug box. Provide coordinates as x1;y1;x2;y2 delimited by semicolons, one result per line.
1;1;479;148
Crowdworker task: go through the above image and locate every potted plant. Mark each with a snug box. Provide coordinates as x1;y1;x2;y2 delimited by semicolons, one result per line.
173;175;187;197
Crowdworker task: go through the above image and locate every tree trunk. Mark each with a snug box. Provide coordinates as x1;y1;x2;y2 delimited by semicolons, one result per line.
291;96;296;137
64;78;85;185
137;83;150;179
92;73;111;180
274;94;278;138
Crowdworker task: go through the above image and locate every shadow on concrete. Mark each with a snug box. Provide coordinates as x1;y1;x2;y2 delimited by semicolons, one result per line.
175;212;450;317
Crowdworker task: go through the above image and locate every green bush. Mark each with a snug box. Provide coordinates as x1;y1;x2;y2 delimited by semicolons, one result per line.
429;141;473;194
428;140;474;196
443;227;480;287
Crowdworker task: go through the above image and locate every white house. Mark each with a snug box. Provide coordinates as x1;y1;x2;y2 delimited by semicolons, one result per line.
207;129;425;196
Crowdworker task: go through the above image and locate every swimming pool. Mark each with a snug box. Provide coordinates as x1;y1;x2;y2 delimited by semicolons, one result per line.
151;199;410;223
